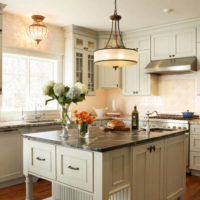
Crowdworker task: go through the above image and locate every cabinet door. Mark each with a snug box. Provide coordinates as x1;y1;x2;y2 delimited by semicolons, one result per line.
138;50;151;95
151;32;174;60
174;28;196;58
0;129;23;183
150;141;164;200
97;38;121;89
86;52;96;95
122;64;139;95
165;135;185;200
132;143;151;200
74;49;84;84
98;67;121;88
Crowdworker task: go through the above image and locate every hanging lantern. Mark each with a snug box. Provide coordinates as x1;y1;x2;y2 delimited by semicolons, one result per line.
27;15;48;45
94;0;138;69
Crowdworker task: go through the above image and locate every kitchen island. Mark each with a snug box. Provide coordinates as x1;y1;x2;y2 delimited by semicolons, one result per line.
23;127;186;200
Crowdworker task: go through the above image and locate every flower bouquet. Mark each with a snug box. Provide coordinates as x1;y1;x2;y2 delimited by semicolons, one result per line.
43;81;87;136
73;110;95;138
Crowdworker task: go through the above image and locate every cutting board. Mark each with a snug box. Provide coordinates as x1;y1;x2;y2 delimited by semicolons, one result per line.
99;126;130;132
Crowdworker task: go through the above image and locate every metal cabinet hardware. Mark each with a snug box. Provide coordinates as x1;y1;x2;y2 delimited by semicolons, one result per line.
36;157;46;161
169;55;172;57
147;146;153;152
84;47;88;50
152;145;156;152
68;165;79;170
116;84;118;87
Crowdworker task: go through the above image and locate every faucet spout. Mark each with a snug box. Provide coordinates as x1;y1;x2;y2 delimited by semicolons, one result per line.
145;110;159;135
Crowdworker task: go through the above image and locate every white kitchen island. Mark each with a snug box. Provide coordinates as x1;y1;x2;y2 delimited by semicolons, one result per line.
23;127;186;200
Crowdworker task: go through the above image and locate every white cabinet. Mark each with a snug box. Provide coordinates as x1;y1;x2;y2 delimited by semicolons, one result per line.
190;124;200;171
151;28;196;60
123;48;158;96
97;39;121;89
57;146;93;192
0;128;23;183
27;140;56;180
64;26;97;95
132;140;164;200
165;135;186;200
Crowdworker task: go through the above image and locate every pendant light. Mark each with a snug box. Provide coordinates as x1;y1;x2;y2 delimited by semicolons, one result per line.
94;0;138;69
28;15;48;45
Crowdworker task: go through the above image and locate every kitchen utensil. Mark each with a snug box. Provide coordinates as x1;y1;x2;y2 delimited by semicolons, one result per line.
93;107;108;118
182;110;194;118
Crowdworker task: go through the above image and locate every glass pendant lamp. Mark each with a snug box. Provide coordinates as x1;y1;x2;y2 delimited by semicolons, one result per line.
94;0;138;69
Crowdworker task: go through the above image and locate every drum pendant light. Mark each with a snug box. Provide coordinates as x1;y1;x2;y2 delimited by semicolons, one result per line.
94;0;138;69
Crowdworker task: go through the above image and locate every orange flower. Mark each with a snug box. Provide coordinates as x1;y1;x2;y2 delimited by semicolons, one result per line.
75;113;79;118
74;120;78;124
73;109;78;113
79;120;83;124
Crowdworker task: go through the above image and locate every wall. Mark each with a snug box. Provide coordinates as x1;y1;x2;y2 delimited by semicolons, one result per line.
0;12;107;121
3;12;65;55
105;74;200;117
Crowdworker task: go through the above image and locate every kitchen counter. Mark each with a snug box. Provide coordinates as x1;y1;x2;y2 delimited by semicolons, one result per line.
189;119;200;124
23;126;186;152
0;120;61;129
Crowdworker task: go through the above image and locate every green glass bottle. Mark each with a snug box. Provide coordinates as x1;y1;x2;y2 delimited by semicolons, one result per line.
132;106;139;130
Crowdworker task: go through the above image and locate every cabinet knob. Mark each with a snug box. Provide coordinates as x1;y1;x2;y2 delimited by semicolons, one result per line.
152;145;156;152
173;55;175;57
84;47;88;50
147;146;153;153
116;84;118;88
169;55;172;58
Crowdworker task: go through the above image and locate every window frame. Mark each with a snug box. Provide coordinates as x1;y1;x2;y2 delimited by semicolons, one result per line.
2;52;60;113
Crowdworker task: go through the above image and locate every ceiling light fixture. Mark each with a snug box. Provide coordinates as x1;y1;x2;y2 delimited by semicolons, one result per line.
94;0;138;69
27;15;48;45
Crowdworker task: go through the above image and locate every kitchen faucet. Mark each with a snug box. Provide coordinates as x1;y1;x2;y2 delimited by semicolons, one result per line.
145;110;158;135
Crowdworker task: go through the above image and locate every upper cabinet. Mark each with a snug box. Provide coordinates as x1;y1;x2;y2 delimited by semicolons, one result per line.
97;38;121;89
123;37;158;96
151;28;196;60
64;26;97;95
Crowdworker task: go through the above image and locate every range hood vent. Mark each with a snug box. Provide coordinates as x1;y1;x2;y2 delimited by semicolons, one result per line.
145;57;197;74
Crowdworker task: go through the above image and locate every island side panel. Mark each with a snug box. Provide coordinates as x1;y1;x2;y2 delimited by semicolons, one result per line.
94;147;132;200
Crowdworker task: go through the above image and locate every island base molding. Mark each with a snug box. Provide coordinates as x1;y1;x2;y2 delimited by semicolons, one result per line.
52;183;131;200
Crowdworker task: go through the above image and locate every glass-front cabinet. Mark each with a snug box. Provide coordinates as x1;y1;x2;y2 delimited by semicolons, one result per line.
74;36;96;95
64;25;97;96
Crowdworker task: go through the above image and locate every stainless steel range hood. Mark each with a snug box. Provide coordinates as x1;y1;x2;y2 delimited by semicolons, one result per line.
145;57;197;74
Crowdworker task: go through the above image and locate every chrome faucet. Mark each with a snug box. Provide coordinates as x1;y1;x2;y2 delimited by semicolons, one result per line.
145;110;159;135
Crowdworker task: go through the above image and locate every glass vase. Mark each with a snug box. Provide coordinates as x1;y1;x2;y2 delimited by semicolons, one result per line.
60;104;72;137
78;123;89;138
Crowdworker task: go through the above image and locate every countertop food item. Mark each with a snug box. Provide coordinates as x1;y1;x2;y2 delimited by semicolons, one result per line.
107;120;125;128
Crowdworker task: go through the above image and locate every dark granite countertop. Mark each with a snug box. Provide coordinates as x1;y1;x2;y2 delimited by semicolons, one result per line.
22;127;186;152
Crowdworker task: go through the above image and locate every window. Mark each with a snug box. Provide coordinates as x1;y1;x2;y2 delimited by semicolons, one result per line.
2;53;58;111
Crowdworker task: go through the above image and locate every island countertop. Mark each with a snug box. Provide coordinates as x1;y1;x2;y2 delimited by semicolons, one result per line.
22;127;187;152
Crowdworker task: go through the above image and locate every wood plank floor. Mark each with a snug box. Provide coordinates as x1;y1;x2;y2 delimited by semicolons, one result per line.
0;175;199;200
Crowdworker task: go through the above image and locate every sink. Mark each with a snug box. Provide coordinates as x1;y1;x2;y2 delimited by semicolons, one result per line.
25;119;59;123
142;128;176;133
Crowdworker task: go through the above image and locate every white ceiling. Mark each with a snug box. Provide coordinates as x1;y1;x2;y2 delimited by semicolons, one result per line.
2;0;200;31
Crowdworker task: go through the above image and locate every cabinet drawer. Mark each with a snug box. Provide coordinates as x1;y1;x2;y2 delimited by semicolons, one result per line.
190;152;200;170
57;146;93;192
28;140;56;179
190;125;200;134
190;135;200;152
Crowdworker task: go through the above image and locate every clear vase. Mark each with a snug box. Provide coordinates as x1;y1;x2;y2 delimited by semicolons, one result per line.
78;123;89;138
60;104;72;137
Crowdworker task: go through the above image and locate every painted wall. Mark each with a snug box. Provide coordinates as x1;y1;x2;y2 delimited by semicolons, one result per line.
104;74;200;117
3;12;65;54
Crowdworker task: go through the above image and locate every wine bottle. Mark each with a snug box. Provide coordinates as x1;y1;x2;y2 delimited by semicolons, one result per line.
132;106;139;130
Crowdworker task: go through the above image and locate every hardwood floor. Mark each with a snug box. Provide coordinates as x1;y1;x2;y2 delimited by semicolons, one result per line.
0;179;51;200
0;175;199;200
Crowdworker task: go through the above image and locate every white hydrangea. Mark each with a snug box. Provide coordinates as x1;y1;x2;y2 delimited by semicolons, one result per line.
47;80;55;87
66;86;81;100
43;85;51;95
75;82;87;94
53;83;65;96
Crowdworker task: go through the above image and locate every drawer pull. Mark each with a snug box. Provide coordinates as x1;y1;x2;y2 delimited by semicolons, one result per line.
36;157;46;161
68;165;79;170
